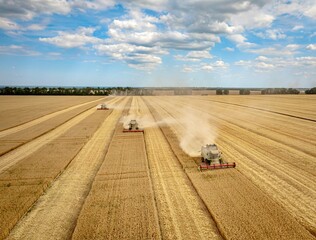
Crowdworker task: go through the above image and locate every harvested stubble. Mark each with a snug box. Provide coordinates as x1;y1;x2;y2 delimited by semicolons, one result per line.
0;96;104;130
154;95;316;236
193;95;316;121
0;109;111;240
135;96;222;240
7;98;128;240
0;101;99;156
145;96;315;240
72;127;161;239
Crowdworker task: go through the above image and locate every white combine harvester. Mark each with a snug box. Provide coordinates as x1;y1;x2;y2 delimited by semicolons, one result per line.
123;119;144;133
97;103;109;110
199;144;236;171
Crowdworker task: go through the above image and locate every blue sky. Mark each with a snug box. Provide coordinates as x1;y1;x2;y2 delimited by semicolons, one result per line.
0;0;316;88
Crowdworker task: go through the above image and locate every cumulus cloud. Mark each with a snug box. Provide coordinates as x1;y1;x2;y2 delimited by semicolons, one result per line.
0;17;19;30
39;27;102;48
255;29;286;40
306;44;316;50
94;43;166;70
0;0;71;20
201;60;229;71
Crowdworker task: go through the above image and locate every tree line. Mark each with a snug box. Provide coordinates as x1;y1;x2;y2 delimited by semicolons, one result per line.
0;87;132;96
1;86;315;95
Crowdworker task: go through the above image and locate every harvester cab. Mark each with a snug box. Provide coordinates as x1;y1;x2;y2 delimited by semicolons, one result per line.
97;103;109;110
199;144;236;171
123;119;144;133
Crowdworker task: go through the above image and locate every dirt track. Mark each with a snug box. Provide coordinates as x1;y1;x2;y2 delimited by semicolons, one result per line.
0;95;315;240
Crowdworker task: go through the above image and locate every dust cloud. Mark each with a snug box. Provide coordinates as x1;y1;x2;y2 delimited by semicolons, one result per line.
177;106;217;157
120;114;176;129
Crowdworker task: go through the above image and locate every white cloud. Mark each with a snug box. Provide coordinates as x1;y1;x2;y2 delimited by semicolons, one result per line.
0;45;40;56
255;29;286;40
175;50;212;62
226;34;256;48
306;44;316;50
305;4;316;19
71;0;115;11
225;47;235;52
292;25;304;31
0;17;19;30
231;6;274;29
0;0;71;20
182;66;195;72
95;43;166;70
201;60;229;71
39;27;101;48
246;44;300;56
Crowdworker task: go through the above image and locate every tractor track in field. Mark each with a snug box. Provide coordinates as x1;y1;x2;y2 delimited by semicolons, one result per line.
7;97;130;240
0;97;121;174
193;97;316;122
145;97;315;239
0;97;106;135
138;97;223;240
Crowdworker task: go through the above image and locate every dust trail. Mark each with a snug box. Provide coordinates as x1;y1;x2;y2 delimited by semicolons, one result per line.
178;106;217;157
120;97;176;129
153;98;218;157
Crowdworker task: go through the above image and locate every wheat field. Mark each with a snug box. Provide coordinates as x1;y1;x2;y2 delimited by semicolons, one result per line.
0;95;315;240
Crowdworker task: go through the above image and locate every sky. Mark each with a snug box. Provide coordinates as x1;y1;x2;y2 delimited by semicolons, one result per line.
0;0;316;88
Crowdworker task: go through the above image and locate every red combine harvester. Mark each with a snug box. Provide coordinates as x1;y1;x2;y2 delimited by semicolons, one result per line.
97;103;109;110
123;120;144;133
198;144;236;171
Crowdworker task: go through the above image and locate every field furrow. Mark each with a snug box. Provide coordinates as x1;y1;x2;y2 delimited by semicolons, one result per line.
6;97;128;240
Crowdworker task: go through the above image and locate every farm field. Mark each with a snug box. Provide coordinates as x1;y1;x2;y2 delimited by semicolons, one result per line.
0;95;315;239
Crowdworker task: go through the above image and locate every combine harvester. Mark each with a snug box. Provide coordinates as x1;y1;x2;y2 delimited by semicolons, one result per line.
198;144;236;171
97;103;109;110
123;120;144;133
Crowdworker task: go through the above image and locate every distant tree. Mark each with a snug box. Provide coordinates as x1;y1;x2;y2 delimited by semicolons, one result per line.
216;89;223;95
240;89;250;95
223;89;229;95
287;88;300;94
305;87;316;94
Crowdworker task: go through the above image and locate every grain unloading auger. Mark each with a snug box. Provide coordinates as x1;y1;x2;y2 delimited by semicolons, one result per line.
198;144;236;171
97;103;109;110
123;120;144;133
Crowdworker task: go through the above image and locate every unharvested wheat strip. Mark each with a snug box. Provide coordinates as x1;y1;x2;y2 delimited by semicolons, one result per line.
0;97;120;174
72;96;161;239
7;97;129;240
138;97;222;240
0;97;105;138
